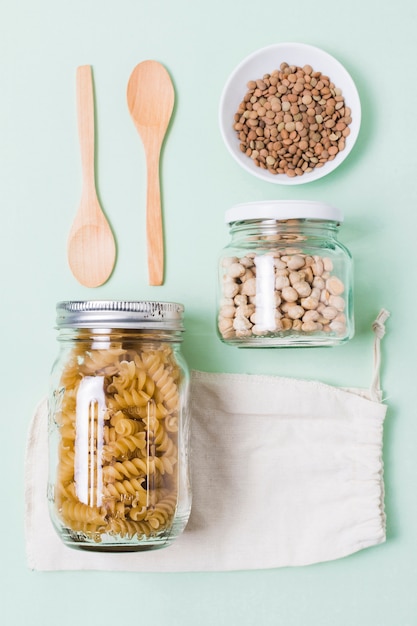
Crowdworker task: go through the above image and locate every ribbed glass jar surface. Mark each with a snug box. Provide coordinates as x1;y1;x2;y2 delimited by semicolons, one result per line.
217;201;354;347
48;301;191;552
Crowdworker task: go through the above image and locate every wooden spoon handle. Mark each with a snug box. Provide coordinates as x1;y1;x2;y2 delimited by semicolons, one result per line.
76;65;95;192
145;148;164;286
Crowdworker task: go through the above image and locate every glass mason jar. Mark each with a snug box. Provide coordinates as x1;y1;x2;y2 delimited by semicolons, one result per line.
217;200;354;347
48;300;191;552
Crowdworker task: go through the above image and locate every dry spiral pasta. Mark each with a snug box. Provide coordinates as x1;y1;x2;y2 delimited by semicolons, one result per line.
52;339;182;543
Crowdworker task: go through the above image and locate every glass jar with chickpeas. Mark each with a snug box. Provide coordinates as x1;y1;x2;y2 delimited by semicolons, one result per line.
48;300;191;551
217;200;353;347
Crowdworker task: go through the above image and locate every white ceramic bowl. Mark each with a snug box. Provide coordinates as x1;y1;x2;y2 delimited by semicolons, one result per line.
219;42;361;185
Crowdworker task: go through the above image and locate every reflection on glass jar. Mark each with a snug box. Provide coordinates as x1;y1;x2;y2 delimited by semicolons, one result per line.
48;301;191;552
217;201;354;347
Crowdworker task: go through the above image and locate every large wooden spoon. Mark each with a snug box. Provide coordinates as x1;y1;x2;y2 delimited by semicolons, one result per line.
127;60;175;286
68;65;116;288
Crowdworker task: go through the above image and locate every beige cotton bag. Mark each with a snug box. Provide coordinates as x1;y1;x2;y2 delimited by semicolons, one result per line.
25;310;389;572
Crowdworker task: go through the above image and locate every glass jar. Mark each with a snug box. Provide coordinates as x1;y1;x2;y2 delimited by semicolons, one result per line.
217;200;354;347
48;300;191;552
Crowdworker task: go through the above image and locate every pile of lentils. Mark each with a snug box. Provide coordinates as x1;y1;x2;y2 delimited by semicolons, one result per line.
233;62;352;178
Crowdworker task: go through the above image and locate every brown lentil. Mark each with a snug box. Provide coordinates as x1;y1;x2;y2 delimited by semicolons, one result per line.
233;62;352;178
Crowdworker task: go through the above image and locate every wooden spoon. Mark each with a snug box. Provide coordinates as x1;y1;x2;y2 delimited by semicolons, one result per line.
67;65;116;288
127;60;175;286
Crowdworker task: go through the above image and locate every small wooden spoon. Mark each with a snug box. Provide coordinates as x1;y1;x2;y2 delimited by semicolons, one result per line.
127;60;175;286
68;65;116;288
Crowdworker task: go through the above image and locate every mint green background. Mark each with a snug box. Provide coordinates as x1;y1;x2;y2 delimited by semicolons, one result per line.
2;0;415;624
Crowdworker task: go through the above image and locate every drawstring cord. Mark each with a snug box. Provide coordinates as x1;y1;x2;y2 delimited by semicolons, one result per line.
370;309;390;402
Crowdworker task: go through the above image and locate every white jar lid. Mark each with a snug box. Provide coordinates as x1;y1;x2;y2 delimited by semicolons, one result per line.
225;200;343;224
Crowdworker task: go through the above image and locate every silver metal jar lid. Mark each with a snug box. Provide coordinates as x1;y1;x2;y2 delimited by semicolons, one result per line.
56;301;185;330
225;200;343;224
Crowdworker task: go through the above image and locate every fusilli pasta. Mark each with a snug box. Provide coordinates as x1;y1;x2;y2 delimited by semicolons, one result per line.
52;338;182;544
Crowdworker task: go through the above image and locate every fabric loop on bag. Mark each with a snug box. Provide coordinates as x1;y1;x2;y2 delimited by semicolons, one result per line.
370;309;390;402
372;310;389;339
